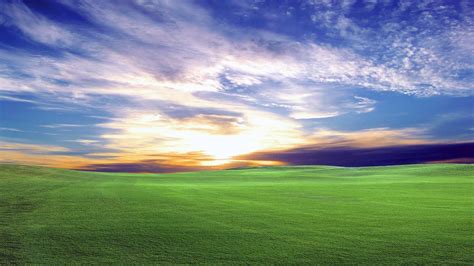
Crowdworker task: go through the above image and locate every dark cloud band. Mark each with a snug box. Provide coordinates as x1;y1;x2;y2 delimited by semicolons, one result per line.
239;142;474;167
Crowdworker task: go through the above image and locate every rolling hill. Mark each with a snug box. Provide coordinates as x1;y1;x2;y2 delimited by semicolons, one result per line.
0;164;472;264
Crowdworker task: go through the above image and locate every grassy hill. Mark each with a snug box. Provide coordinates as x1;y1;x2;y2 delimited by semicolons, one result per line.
0;164;472;264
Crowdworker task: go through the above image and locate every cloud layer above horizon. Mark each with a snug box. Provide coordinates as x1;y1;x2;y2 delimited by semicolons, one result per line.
0;0;473;171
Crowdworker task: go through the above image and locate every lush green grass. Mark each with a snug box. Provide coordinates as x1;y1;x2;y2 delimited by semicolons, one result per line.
0;164;472;264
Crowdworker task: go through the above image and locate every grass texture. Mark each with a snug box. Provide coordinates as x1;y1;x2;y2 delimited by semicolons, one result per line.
0;164;472;264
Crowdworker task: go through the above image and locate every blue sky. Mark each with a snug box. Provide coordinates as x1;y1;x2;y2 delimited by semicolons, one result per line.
0;0;472;171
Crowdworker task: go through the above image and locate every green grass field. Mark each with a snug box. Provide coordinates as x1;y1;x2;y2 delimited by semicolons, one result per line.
0;164;472;264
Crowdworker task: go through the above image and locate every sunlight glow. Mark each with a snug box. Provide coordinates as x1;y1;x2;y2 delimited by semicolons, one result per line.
100;111;304;166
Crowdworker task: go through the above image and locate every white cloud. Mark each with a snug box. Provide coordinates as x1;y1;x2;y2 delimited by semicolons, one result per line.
0;127;23;132
41;124;85;129
1;0;470;108
2;1;76;47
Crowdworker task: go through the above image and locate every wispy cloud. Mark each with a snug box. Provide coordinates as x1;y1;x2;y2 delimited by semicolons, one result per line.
0;0;472;169
67;139;99;145
0;140;70;153
0;95;37;103
1;0;471;104
0;127;23;132
41;124;84;129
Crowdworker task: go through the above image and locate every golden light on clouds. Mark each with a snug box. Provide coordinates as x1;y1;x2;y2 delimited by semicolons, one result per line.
0;126;436;172
99;110;305;166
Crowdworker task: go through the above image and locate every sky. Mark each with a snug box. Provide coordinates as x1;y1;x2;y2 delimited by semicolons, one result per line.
0;0;473;172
